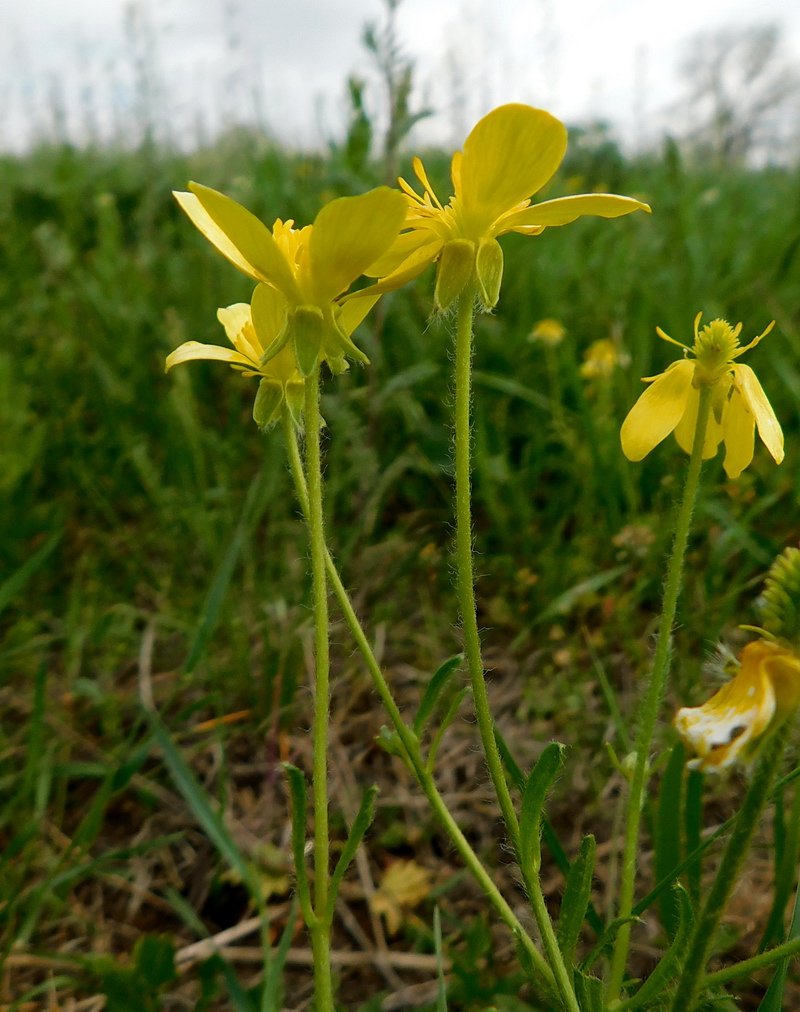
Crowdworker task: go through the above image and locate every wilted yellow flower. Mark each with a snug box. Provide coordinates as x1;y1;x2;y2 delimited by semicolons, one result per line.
363;104;650;311
621;313;784;478
166;300;306;430
674;640;800;772
580;338;629;379
529;318;566;346
172;184;407;376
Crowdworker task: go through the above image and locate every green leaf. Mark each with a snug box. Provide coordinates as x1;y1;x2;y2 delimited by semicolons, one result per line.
758;963;789;1012
573;968;604;1012
494;726;604;937
329;785;379;905
427;687;470;772
556;834;596;965
0;528;62;619
262;896;299;1011
520;743;565;878
615;886;693;1011
684;768;704;907
149;714;254;892
579;916;641;972
133;934;177;990
282;763;314;925
413;654;464;736
655;742;686;938
534;566;627;626
434;906;448;1012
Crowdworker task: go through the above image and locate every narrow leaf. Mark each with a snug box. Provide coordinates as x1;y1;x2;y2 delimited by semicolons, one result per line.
329;785;379;905
434;906;448;1012
616;886;693;1011
414;654;464;736
149;715;253;890
427;687;470;772
520;743;565;878
684;768;704;907
573;968;604;1012
580;916;641;972
556;834;597;965
0;528;62;619
282;763;314;925
495;726;604;936
262;896;299;1010
655;742;686;938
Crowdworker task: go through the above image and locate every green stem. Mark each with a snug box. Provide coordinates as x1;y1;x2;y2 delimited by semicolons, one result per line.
453;284;521;851
303;371;334;1012
607;383;713;1001
280;413;559;1002
452;288;579;1012
701;934;800;990
670;724;791;1011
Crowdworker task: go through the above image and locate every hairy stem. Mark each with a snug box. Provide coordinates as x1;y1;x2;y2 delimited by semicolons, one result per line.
281;412;559;1001
303;371;334;1011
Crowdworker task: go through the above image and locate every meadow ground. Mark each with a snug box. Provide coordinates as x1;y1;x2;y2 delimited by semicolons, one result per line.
2;128;800;1009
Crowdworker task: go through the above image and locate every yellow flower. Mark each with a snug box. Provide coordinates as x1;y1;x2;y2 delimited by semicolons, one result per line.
362;104;650;311
166;299;306;430
620;313;784;478
580;338;629;379
172;184;408;376
674;639;800;772
529;318;566;346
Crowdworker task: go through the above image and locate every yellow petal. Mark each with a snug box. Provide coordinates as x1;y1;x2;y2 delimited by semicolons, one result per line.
165;341;253;372
217;303;262;360
722;385;755;479
459;104;567;225
673;385;723;459
186;183;301;301
174;191;260;282
364;230;435;278
620;359;694;461
308;186;409;303
674;640;777;772
498;193;651;232
732;363;784;465
338;293;381;336
343;237;441;300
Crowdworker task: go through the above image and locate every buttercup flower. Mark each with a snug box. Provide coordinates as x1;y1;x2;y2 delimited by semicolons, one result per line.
361;104;650;311
621;313;784;478
580;338;630;380
172;184;408;376
166;299;306;430
674;639;800;772
529;318;566;346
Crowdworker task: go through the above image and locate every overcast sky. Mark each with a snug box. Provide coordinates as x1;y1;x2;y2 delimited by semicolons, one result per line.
1;0;798;151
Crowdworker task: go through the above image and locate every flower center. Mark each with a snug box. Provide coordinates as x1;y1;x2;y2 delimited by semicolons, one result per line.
693;318;740;383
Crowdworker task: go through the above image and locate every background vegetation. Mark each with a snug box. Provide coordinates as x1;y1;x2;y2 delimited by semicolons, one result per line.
2;38;800;1008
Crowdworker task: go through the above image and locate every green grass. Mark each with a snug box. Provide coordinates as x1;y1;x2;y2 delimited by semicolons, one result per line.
2;127;799;1007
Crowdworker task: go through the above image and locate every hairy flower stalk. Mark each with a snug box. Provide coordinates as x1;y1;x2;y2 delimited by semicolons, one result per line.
279;412;559;1003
